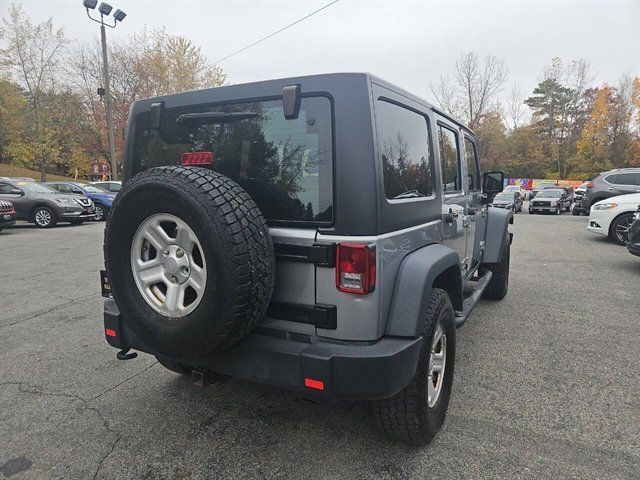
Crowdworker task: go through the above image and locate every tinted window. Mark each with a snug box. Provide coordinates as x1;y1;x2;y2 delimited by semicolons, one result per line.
607;173;640;185
376;100;433;199
438;125;462;192
132;97;333;223
463;137;480;190
0;183;14;194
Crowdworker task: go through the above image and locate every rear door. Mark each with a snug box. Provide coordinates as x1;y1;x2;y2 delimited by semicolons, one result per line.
463;135;482;269
437;122;468;273
606;172;640;195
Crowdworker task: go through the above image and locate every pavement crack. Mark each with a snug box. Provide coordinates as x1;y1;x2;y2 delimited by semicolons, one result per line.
0;380;122;479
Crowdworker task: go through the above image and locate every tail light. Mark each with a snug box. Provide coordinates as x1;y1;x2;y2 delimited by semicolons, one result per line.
336;243;376;294
586;181;594;188
181;151;214;166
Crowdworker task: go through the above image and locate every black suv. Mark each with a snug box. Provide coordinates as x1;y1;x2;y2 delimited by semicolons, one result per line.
100;73;512;445
582;168;640;210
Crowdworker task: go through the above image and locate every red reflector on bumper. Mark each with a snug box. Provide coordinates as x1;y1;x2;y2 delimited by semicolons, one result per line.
304;378;324;391
105;328;117;337
181;151;214;166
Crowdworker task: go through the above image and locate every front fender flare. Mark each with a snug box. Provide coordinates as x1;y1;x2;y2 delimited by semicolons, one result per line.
385;243;461;338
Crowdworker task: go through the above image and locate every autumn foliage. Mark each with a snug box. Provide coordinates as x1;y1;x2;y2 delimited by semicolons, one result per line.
0;5;638;181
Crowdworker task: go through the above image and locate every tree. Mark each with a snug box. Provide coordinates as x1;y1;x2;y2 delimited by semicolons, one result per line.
430;51;508;129
69;27;226;174
0;4;68;180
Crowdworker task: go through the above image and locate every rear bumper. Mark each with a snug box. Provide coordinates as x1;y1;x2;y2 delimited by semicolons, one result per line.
103;299;422;403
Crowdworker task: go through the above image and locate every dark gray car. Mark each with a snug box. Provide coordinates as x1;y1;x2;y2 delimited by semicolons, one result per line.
490;191;523;212
582;168;640;210
0;179;96;228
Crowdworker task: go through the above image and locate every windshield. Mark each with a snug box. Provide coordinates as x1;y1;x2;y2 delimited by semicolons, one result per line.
493;193;513;201
131;97;333;224
18;182;57;194
77;184;108;194
537;190;563;198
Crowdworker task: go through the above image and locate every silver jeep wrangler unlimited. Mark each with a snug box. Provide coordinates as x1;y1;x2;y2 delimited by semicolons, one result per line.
102;73;512;445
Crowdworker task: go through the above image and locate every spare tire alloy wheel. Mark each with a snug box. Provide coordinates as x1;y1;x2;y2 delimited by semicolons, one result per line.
131;213;206;317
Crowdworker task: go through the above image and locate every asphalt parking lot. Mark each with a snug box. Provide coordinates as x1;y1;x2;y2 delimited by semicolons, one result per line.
1;211;639;479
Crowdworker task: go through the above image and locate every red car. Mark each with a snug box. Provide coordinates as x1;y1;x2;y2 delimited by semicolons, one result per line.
0;199;16;231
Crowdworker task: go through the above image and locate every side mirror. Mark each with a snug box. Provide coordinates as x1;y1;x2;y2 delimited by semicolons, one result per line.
10;188;24;196
482;171;504;194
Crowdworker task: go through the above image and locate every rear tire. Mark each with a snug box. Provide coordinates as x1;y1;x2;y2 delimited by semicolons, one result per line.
572;207;580;216
371;288;456;446
481;235;510;300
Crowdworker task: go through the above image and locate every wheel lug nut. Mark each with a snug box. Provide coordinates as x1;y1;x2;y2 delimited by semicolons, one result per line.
176;249;184;258
181;266;189;274
171;276;178;283
164;249;170;255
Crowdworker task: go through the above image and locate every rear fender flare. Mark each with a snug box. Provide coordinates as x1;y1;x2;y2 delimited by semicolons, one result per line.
482;207;513;264
385;243;462;338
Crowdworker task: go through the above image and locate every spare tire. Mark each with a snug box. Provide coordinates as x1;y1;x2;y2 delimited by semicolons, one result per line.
104;166;275;358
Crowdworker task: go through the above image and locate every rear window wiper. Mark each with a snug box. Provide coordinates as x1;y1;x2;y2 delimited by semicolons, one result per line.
392;189;424;199
176;111;257;126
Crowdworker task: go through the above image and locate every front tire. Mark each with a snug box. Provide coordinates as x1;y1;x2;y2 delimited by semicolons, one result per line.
371;288;456;446
609;212;634;245
94;203;106;222
32;206;57;228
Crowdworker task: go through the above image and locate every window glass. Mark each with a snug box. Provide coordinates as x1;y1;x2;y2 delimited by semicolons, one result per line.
438;125;461;192
608;173;640;185
132;97;333;223
376;100;432;199
463;137;480;190
56;184;73;193
0;183;14;194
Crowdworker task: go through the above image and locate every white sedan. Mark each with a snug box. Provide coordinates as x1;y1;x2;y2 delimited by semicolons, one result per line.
587;193;640;245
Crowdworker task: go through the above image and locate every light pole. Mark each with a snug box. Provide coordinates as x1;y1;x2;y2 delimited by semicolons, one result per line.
83;1;126;181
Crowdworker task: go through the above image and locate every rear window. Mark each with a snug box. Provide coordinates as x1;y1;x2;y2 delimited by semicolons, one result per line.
375;100;433;200
131;97;333;224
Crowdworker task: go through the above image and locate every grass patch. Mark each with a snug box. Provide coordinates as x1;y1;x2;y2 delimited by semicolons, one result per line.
0;164;75;182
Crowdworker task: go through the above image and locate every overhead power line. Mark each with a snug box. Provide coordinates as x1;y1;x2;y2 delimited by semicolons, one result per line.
214;0;339;64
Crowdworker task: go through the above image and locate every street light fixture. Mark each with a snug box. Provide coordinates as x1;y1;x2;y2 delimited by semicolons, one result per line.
83;0;126;181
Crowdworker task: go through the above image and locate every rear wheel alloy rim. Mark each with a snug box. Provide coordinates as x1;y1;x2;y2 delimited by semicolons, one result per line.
427;323;447;408
35;209;51;226
131;213;207;318
95;205;104;220
615;217;633;244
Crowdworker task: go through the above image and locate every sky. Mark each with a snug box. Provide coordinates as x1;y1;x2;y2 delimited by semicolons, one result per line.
1;0;639;106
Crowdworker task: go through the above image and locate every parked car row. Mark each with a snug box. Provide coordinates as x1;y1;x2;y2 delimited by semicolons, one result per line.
582;168;640;259
0;177;121;231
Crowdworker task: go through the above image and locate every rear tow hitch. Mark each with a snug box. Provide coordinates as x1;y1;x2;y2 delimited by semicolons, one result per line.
116;349;138;360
